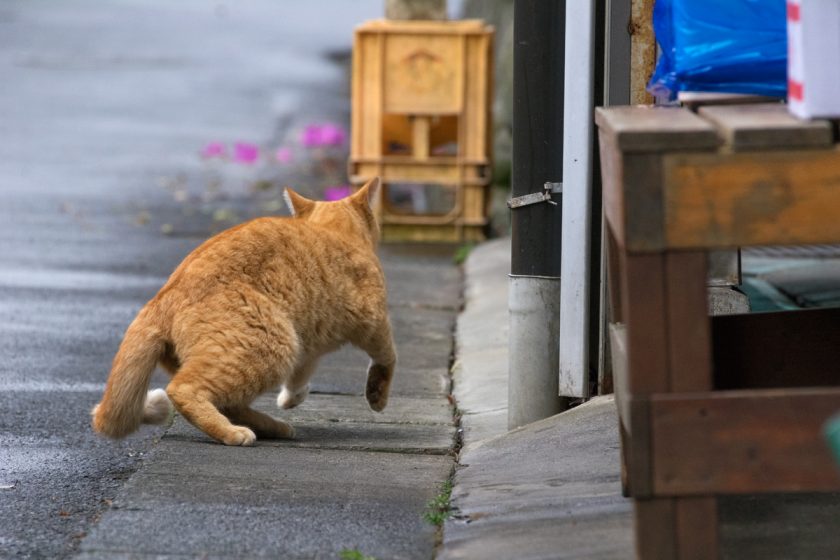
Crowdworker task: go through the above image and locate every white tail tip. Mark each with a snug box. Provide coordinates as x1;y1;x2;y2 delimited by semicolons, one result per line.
142;388;173;425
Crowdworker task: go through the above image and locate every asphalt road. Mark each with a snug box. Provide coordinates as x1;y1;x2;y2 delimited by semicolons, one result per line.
0;1;381;557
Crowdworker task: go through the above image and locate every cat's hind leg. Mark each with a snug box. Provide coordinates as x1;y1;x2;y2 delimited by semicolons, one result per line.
223;406;294;439
277;358;318;409
353;322;397;413
166;361;258;446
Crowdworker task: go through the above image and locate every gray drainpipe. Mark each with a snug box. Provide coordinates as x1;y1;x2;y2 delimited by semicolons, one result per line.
508;0;569;430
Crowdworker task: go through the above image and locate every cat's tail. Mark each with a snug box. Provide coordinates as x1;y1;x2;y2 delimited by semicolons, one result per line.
91;310;173;438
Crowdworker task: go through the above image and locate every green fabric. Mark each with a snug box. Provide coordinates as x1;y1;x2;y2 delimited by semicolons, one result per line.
825;415;840;467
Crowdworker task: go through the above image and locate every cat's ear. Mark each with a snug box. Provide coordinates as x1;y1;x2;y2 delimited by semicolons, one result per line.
284;188;316;217
350;177;380;208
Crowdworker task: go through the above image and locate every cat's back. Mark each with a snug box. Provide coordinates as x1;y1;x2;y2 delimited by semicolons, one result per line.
156;216;380;306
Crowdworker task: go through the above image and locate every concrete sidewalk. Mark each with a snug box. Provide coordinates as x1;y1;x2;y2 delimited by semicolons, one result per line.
441;238;840;560
441;239;633;560
78;246;460;559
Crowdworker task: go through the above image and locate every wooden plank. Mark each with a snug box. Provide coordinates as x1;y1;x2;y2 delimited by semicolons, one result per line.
712;307;840;390
636;497;720;559
651;388;840;495
357;18;490;35
675;498;719;560
678;91;778;111
412;116;430;159
699;103;833;151
599;128;667;252
623;153;666;252
622;253;669;394
662;147;840;250
381;223;484;243
620;253;669;498
665;252;712;393
635;499;677;559
595;106;721;153
599;128;627;249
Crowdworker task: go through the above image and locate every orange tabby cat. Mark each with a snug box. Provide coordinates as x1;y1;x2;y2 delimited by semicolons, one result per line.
92;177;396;446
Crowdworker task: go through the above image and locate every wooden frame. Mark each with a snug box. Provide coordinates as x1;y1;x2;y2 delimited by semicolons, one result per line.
350;19;494;242
598;103;840;559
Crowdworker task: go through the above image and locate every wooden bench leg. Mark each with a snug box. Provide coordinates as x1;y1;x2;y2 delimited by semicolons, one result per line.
636;497;719;560
675;497;719;560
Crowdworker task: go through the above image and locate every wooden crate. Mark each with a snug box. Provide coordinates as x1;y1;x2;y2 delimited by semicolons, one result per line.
350;19;494;242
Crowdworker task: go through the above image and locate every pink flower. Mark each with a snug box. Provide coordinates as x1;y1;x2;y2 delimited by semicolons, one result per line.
201;142;226;158
233;142;259;164
319;123;346;146
275;147;293;164
300;123;347;148
324;185;352;201
300;125;322;148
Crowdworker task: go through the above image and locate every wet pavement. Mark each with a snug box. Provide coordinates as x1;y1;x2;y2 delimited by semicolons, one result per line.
0;1;381;557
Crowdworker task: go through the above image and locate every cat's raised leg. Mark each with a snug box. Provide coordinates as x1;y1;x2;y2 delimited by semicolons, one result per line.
223;406;295;439
166;365;256;446
355;324;397;413
277;359;318;409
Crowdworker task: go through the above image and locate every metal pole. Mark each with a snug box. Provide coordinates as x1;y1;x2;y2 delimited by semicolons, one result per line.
558;0;597;398
508;0;568;430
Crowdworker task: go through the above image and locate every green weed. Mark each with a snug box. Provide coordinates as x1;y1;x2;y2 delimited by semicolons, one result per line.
452;243;475;265
339;548;376;560
423;480;453;526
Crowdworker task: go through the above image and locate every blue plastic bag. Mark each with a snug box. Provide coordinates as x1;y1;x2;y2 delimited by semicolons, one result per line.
648;0;788;100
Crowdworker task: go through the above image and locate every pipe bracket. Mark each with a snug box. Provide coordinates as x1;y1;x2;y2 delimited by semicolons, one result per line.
507;182;562;209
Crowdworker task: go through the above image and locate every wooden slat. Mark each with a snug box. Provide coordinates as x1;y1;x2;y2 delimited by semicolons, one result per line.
712;307;840;390
595;106;721;153
620;253;669;498
357;18;490;35
675;498;719;560
662;147;840;250
665;252;712;393
636;497;720;559
623;254;669;394
699;103;833;151
678;91;779;111
623;153;666;252
651;388;840;496
635;499;676;559
412;116;430;159
599;128;627;249
599;128;667;252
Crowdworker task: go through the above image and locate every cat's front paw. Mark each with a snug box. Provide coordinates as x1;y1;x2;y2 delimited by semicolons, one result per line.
365;363;391;412
222;426;257;446
277;384;309;409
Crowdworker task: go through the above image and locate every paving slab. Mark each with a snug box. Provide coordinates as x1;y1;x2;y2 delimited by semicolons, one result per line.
262;392;452;426
382;248;463;311
441;397;633;560
307;342;452;399
79;446;450;559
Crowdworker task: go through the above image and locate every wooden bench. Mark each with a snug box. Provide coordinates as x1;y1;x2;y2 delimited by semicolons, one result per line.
596;103;840;559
